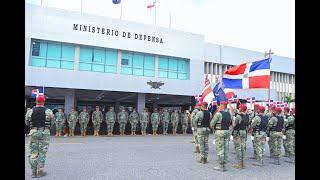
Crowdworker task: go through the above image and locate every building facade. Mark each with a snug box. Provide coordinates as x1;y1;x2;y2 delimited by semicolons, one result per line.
25;4;294;114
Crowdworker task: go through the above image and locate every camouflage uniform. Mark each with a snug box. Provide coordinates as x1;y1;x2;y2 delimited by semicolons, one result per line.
171;111;179;135
54;111;66;136
194;109;211;163
129;110;139;135
92;110;103;136
232;112;249;168
25;108;32;135
27;107;54;177
181;112;189;134
248;110;258;159
283;114;295;162
118;110;128;135
265;111;274;157
161;109;170;135
251;114;268;166
140;110;149;135
106;108;116;135
211;109;232;171
67;110;78;136
151;111;160;135
191;108;200;149
79;111;89;136
267;114;285;165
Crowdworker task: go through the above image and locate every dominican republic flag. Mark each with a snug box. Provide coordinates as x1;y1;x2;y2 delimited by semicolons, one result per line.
31;87;44;98
246;97;256;103
224;88;235;99
147;1;156;8
212;81;228;105
229;95;239;103
201;75;214;104
265;99;274;106
112;0;121;4
222;58;271;89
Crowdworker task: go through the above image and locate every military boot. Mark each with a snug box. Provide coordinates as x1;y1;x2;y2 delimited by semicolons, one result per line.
271;157;280;165
241;160;245;168
284;156;295;163
84;131;86;136
197;157;204;163
222;163;227;171
55;132;58;137
213;163;224;171
31;169;37;178
203;157;208;164
233;161;243;169
37;168;47;177
97;131;100;136
194;146;200;153
58;132;61;136
131;132;134;135
133;131;136;135
253;159;264;167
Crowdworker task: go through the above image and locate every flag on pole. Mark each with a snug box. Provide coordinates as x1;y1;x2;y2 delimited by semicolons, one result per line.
31;87;44;98
112;0;121;4
147;1;156;8
246;97;256;103
212;81;228;105
229;95;238;103
222;58;271;89
201;75;214;105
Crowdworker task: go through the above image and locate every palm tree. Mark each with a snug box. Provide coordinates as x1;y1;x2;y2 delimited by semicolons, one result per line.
284;95;294;103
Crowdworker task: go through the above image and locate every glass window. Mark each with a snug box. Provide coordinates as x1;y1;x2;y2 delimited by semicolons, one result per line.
46;60;60;68
92;64;104;72
133;68;143;76
144;69;155;77
93;48;105;63
133;54;144;68
168;58;178;71
32;41;40;56
168;72;178;79
61;44;75;61
158;56;189;80
61;61;73;70
159;57;168;69
144;55;155;69
121;52;132;66
158;70;167;78
79;63;91;71
47;42;61;59
31;57;46;67
105;65;117;73
121;67;132;74
106;50;117;65
80;47;93;62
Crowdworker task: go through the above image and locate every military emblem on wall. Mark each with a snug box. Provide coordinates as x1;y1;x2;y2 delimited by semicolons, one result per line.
147;81;164;89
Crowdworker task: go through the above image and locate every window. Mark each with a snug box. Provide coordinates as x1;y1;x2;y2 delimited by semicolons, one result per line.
158;56;189;80
121;51;155;77
30;39;75;69
79;46;118;73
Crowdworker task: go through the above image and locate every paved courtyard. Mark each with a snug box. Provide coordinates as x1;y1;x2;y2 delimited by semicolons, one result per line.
25;134;294;180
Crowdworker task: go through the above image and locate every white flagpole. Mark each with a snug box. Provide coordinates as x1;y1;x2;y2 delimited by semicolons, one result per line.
120;1;123;20
81;0;83;14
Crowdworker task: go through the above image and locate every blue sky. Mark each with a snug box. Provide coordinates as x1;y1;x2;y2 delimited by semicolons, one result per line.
26;0;294;58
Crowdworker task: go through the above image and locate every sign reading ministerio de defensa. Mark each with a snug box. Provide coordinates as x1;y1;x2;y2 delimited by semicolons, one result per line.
73;23;164;44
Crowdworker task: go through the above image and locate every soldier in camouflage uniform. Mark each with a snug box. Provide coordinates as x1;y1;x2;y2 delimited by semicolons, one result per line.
129;108;140;135
151;108;160;135
161;109;170;135
118;107;128;136
191;105;200;152
54;108;66;137
267;107;285;165
232;104;249;169
27;95;54;178
67;107;78;136
265;105;276;158
171;109;180;135
25;108;32;136
92;106;103;136
248;104;260;159
283;107;295;163
140;108;149;135
210;101;232;172
79;107;89;136
181;110;189;135
194;102;212;164
106;107;116;136
250;105;268;167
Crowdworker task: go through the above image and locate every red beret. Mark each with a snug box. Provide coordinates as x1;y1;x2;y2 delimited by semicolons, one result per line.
254;104;259;107
239;104;247;111
220;101;228;105
36;95;46;103
284;107;290;112
259;106;265;112
275;107;282;112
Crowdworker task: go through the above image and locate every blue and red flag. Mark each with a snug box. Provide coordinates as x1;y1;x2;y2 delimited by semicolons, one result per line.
31;87;44;98
222;58;271;89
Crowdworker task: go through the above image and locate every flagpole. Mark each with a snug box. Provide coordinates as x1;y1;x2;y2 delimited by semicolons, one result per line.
120;1;123;20
155;0;157;25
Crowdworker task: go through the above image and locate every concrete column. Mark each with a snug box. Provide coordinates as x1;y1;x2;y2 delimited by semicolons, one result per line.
155;55;159;80
64;89;76;115
210;62;214;82
117;50;122;74
206;62;209;75
74;45;80;71
137;93;146;114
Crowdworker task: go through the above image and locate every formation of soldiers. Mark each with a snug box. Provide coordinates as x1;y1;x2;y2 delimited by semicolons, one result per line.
25;105;193;137
191;101;295;172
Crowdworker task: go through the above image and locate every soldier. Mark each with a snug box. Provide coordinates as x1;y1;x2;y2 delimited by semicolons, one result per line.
27;95;54;178
232;104;249;169
181;110;189;135
250;105;268;167
92;106;103;136
129;108;140;135
171;109;180;135
266;105;276;158
193;102;212;164
282;107;290;157
191;104;201;152
79;107;89;136
67;107;78;136
248;104;260;159
140;108;149;135
151;108;160;135
25;108;32;136
283;107;295;163
118;107;128;136
106;107;116;136
210;101;232;171
54;108;66;137
161;109;170;135
267;107;285;165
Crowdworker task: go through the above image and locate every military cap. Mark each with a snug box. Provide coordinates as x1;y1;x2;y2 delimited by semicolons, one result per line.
36;95;45;103
259;105;265;112
239;104;247;112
